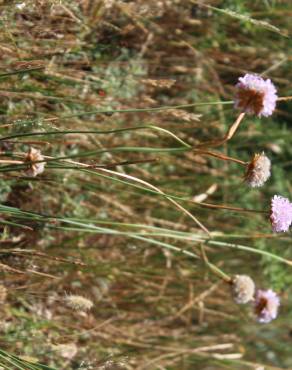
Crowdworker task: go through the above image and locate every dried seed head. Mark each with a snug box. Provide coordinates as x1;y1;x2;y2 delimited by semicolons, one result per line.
25;147;45;177
65;294;93;311
231;275;255;304
234;73;277;117
270;195;292;232
254;289;280;323
141;78;176;89
245;152;271;188
166;109;201;122
0;285;7;303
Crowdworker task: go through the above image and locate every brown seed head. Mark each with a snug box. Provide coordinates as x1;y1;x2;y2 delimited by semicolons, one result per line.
0;285;7;303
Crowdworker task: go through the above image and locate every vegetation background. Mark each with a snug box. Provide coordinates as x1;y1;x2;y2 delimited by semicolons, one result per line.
0;0;291;369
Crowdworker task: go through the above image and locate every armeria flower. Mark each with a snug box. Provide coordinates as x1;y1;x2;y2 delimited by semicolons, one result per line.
270;195;292;232
231;275;255;304
254;289;280;323
245;152;271;188
234;73;277;117
25;147;45;177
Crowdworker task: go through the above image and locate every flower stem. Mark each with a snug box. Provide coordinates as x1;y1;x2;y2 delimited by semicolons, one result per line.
0;159;23;164
277;96;292;101
197;112;246;149
194;201;268;214
200;244;232;283
193;149;247;165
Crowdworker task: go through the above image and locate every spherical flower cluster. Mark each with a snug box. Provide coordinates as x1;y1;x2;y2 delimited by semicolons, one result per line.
231;275;255;304
231;75;283;323
234;73;277;117
270;195;292;232
245;152;271;188
254;289;280;323
230;275;280;324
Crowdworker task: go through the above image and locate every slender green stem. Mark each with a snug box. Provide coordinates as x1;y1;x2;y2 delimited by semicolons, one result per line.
0;162;266;216
206;239;292;266
42;100;234;121
1;100;233;129
0;204;289;266
0;67;44;79
0;125;191;148
200;245;231;282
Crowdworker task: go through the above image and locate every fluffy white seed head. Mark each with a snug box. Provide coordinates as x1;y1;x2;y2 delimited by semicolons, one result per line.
245;152;271;188
231;275;255;304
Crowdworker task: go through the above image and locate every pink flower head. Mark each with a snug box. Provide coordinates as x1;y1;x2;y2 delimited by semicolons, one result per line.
270;195;292;232
234;73;277;117
254;289;280;323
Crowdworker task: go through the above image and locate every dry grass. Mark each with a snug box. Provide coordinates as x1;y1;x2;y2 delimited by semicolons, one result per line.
0;0;291;369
